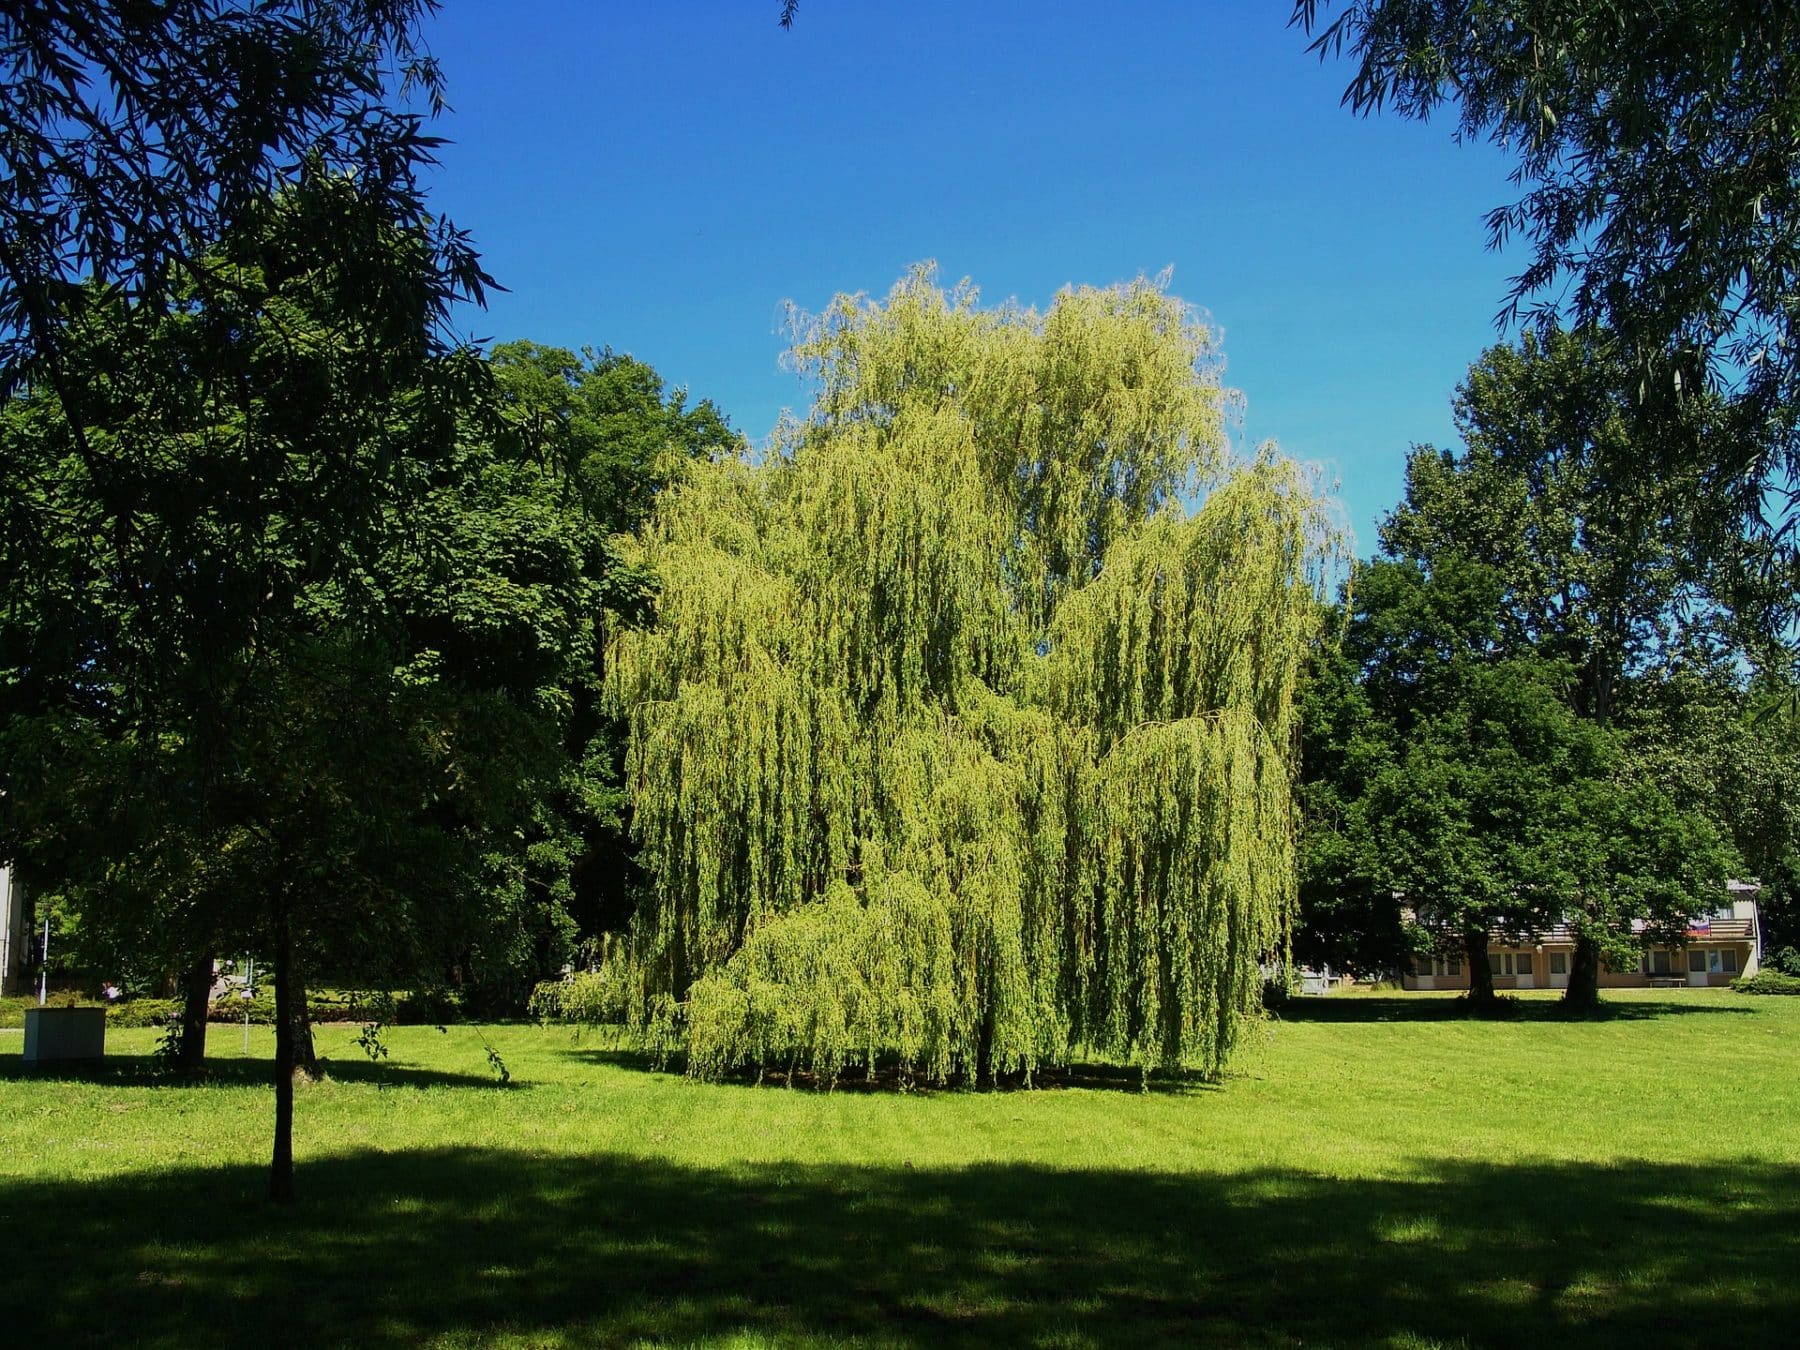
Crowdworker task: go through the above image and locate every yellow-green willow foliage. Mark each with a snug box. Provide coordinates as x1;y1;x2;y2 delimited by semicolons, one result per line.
608;266;1331;1083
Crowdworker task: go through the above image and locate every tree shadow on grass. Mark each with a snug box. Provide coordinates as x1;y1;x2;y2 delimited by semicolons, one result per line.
553;1044;1222;1095
0;1052;517;1092
1275;995;1758;1024
2;1150;1793;1348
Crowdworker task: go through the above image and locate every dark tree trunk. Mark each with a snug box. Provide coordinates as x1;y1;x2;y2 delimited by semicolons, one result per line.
288;961;317;1079
1564;932;1602;1010
270;899;296;1203
1463;929;1498;1013
174;952;214;1073
975;998;996;1087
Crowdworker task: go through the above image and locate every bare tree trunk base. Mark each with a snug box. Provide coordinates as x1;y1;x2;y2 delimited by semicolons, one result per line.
1462;930;1502;1016
1563;933;1603;1011
270;901;296;1203
174;953;214;1073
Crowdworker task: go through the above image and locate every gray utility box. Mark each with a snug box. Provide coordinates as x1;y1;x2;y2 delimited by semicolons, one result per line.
23;1006;106;1064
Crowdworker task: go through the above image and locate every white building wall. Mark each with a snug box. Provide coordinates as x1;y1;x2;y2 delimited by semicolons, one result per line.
0;865;23;996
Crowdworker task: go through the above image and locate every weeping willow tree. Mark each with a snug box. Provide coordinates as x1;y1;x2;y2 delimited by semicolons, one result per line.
605;266;1332;1083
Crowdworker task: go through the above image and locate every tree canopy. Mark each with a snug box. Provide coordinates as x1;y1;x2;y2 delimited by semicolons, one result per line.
0;175;578;1198
1295;1;1800;534
0;0;487;394
601;268;1332;1083
1382;328;1733;728
1300;330;1740;1006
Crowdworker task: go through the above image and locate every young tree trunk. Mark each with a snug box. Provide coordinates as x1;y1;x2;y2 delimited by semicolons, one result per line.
270;898;296;1203
1564;932;1602;1010
1462;929;1498;1013
975;998;996;1087
174;952;213;1073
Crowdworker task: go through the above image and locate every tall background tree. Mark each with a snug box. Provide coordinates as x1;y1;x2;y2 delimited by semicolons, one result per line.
1384;331;1738;1002
482;340;743;973
1302;559;1579;1007
1622;660;1800;959
1301;331;1741;1006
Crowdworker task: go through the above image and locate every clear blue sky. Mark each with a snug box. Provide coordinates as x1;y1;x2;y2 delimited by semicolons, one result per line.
418;0;1525;554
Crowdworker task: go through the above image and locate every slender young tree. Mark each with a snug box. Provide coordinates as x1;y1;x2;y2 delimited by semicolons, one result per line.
0;177;563;1201
605;268;1331;1083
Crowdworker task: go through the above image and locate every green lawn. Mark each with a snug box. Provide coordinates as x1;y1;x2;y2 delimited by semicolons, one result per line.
2;988;1796;1347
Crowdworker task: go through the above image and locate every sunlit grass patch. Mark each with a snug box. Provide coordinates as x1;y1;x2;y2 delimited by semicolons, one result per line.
1;989;1795;1346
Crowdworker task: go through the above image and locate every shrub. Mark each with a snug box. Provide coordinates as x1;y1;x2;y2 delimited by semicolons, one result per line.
683;874;965;1085
1730;969;1800;996
531;934;638;1026
343;988;463;1025
205;989;366;1025
106;998;181;1028
1768;946;1800;977
531;968;631;1026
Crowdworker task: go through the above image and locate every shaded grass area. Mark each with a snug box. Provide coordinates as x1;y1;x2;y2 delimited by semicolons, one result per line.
0;1050;515;1093
1;1149;1795;1347
557;1044;1221;1095
3;989;1797;1346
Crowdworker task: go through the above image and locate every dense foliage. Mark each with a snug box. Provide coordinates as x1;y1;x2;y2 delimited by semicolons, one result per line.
0;174;736;1194
1299;331;1740;1005
1296;1;1800;531
0;0;486;389
1622;664;1800;956
601;269;1331;1083
1730;969;1800;997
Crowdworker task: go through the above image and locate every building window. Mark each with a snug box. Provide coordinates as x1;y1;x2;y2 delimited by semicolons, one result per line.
1415;954;1435;978
1722;949;1738;974
1690;949;1708;973
1549;952;1567;975
1446;956;1463;977
1652;949;1673;975
1489;953;1503;976
1515;953;1533;977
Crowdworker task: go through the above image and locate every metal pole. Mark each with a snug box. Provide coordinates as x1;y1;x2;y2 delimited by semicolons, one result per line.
243;956;252;1054
38;915;49;1006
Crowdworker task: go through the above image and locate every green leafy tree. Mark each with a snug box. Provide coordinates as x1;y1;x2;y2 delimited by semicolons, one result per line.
1370;331;1738;1003
1623;659;1800;956
484;341;744;964
1294;603;1406;976
1556;758;1737;1002
1302;554;1734;1009
1295;1;1800;521
604;268;1331;1084
1307;557;1598;1009
0;176;573;1200
0;0;487;390
1382;329;1727;731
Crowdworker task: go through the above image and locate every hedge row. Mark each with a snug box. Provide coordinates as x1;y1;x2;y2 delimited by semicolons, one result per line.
1730;969;1800;996
1;989;465;1029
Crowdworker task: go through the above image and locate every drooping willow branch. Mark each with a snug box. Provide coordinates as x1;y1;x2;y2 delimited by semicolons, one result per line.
602;266;1334;1083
